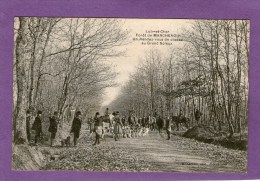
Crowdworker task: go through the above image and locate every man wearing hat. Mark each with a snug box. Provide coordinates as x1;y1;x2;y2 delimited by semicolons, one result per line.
194;108;203;124
71;111;82;146
32;111;43;145
48;111;59;146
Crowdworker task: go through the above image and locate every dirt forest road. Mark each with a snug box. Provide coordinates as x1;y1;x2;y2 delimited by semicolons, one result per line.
43;131;247;172
109;132;246;172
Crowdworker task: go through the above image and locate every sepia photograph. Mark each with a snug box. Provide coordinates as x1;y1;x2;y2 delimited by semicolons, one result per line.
12;17;249;173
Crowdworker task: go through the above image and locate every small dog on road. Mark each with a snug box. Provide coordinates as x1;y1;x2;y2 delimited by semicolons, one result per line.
141;127;149;136
61;136;71;147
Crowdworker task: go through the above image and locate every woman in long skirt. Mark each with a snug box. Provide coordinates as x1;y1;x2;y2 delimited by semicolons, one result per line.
113;111;123;141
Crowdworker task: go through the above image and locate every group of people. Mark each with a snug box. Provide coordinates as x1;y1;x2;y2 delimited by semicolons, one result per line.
87;108;174;144
25;109;82;147
25;107;203;147
90;110;122;145
88;108;203;142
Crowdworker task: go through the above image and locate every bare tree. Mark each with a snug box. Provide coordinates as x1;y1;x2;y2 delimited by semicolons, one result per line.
14;18;29;143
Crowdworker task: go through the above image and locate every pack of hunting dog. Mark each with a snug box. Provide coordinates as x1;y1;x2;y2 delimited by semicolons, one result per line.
24;107;201;147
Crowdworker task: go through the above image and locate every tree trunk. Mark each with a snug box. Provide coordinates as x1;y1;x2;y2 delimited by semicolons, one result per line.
14;17;28;144
33;20;57;107
28;41;36;110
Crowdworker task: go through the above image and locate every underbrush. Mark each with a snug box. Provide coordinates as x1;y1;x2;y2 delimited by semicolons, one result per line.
181;125;247;151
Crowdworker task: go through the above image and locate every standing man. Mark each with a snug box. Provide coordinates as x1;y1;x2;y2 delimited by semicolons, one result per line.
165;116;172;140
194;109;203;125
26;110;31;143
71;111;82;146
145;116;149;127
93;112;103;145
157;116;164;133
48;111;59;147
32;111;43;145
141;116;146;127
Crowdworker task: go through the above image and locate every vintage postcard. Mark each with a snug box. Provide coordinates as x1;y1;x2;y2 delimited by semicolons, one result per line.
1;1;260;181
12;17;249;173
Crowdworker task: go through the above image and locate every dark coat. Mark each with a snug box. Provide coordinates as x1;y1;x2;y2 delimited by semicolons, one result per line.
48;116;58;133
141;118;145;127
121;118;126;126
128;116;136;125
195;110;202;120
32;116;42;134
157;117;164;128
94;116;103;127
145;117;149;125
71;117;82;133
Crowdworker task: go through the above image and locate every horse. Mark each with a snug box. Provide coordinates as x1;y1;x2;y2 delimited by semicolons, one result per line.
101;114;114;126
156;117;164;133
100;114;114;138
172;116;190;131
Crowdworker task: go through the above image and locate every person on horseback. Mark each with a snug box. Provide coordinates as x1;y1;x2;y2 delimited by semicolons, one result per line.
174;110;190;130
103;108;110;123
93;112;103;145
113;111;123;141
105;108;109;115
128;111;135;126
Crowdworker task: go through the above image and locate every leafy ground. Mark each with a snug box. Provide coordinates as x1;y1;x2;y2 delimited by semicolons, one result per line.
40;131;247;172
43;145;150;171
